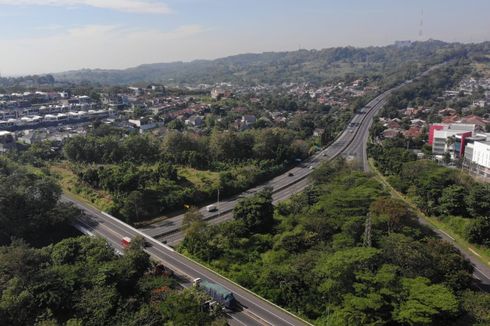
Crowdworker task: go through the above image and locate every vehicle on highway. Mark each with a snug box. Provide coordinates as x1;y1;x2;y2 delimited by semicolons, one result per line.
193;278;237;311
309;166;314;170
121;236;131;248
206;204;218;212
288;172;294;176
121;236;150;248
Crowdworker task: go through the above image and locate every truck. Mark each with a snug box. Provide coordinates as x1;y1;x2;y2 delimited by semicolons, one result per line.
206;204;217;212
121;236;132;248
193;278;237;310
121;236;151;249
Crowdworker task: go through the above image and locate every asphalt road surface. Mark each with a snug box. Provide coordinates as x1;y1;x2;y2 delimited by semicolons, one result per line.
67;195;309;326
140;90;393;245
64;62;490;326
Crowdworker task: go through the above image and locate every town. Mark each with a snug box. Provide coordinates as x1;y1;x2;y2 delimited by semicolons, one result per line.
1;1;490;324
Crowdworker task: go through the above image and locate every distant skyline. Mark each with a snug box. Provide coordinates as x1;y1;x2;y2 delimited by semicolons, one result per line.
1;0;490;76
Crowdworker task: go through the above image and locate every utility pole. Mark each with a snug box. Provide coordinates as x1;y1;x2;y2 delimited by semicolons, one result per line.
217;188;220;218
363;213;372;247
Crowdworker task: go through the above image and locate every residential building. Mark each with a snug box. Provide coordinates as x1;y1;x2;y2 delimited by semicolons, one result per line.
185;115;204;127
0;131;15;152
128;118;163;133
241;115;256;126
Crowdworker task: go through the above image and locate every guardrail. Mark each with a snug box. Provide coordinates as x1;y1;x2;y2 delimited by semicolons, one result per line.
149;93;391;240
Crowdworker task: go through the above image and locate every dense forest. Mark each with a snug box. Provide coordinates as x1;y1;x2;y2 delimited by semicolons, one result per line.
53;40;486;86
369;144;490;248
0;158;79;247
55;126;309;222
0;157;226;326
179;160;490;325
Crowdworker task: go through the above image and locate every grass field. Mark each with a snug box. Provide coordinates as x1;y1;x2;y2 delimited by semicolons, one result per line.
178;167;220;192
50;162;114;212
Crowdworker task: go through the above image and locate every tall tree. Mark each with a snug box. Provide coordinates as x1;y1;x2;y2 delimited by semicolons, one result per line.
233;188;274;233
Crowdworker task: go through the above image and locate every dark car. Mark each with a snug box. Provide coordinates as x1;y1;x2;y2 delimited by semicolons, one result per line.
288;172;294;177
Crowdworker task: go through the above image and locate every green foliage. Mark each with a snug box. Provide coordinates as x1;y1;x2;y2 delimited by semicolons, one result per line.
0;237;222;326
439;185;468;216
467;217;490;246
64;127;309;221
0;158;80;246
394;277;459;325
461;290;490;325
372;151;490;249
234;188;274;234
160;288;224;325
63;134;159;164
53;40;472;86
368;144;417;175
465;183;490;218
181;162;475;324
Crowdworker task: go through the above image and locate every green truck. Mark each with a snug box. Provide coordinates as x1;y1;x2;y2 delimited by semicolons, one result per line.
193;278;237;310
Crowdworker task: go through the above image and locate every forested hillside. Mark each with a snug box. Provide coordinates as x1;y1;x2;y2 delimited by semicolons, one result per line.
53;40;485;86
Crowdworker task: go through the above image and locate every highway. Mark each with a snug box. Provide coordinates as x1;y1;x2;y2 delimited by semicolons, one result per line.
65;87;395;326
140;90;393;245
64;62;490;326
67;195;308;326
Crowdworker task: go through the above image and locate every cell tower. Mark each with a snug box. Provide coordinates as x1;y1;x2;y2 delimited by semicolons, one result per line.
419;9;424;40
363;213;372;247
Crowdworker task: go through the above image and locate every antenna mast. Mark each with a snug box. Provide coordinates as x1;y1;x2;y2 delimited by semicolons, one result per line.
419;9;424;40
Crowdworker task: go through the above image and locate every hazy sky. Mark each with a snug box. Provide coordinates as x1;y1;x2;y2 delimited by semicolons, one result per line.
1;0;489;76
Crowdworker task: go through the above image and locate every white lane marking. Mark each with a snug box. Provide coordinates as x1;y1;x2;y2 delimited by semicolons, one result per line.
243;309;273;326
73;223;94;236
475;267;490;280
79;206;304;326
145;241;308;326
438;229;455;241
228;317;249;326
468;247;481;258
101;211;175;252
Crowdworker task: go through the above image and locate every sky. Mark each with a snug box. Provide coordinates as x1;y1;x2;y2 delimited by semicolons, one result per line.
1;0;490;76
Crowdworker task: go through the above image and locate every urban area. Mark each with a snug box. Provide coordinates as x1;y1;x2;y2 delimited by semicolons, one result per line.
1;2;490;326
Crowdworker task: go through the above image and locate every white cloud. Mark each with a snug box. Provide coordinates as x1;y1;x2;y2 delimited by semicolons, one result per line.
0;24;210;75
0;0;171;14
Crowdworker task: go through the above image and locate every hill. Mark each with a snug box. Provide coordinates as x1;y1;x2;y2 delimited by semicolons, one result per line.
53;40;485;86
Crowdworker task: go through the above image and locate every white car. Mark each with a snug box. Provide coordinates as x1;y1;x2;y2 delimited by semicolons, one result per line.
206;204;218;212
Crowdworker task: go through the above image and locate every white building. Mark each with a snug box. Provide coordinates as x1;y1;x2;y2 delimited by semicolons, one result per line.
470;141;490;179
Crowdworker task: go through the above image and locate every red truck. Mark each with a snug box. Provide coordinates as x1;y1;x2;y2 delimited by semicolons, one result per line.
121;237;132;248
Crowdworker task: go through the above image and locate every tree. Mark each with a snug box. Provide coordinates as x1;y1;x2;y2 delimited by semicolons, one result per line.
461;290;490;324
118;190;147;223
182;207;203;232
395;277;459;325
438;185;468;216
370;197;411;233
233;188;274;233
160;288;223;325
465;183;490;218
467;217;490;246
314;247;380;304
0;163;79;246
